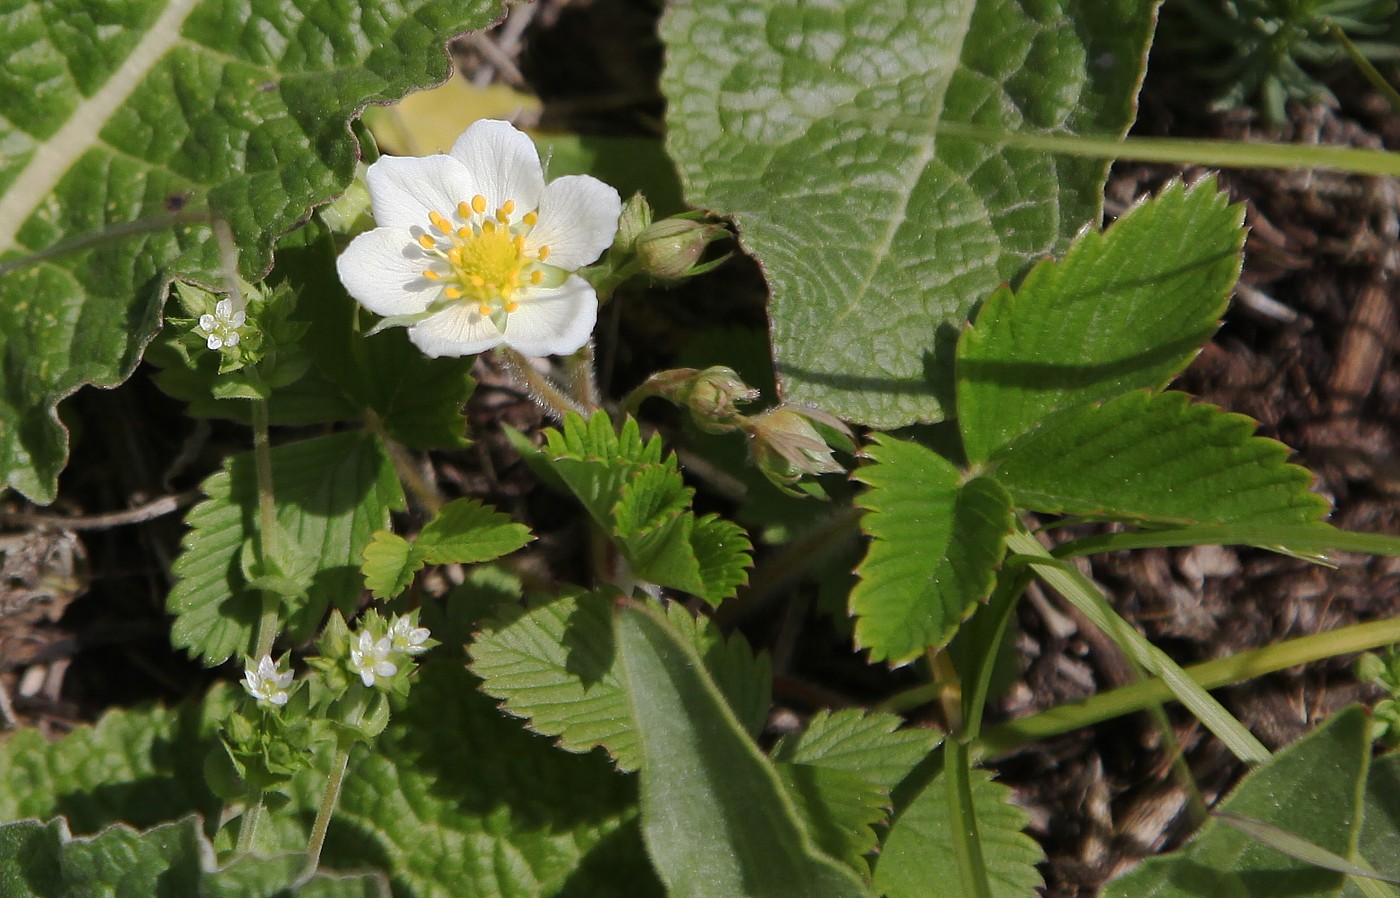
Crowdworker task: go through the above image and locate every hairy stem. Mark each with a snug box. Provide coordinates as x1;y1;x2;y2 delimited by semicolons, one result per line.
251;399;279;659
496;346;590;420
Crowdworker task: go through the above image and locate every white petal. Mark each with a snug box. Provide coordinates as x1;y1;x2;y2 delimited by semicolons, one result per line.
408;304;505;357
449;119;545;214
365;154;476;230
206;334;223;350
527;175;622;270
375;660;399;678
503;276;598;357
215;298;233;317
336;227;441;317
269;691;289;707
224;331;240;348
198;313;215;330
359;669;376;687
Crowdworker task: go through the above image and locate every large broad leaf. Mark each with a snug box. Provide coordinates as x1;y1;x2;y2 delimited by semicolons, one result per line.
661;0;1158;427
614;601;868;898
1103;707;1370;898
851;433;1015;665
168;431;405;665
957;179;1245;463
0;0;504;503
471;590;771;772
0;817;385;898
989;391;1331;525
873;749;1044;898
0;664;661;898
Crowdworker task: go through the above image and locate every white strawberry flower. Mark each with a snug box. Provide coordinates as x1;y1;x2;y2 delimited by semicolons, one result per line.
242;654;294;707
336;119;622;358
348;630;399;688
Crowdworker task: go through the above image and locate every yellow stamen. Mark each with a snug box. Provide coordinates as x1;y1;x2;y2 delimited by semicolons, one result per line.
482;219;496;234
523;211;538;226
422;269;441;280
477;303;492;316
458;201;472;219
529;270;543;285
448;247;464;266
417;234;436;250
501;200;516;215
457;227;471;239
471;194;487;214
537;245;550;261
513;235;525;251
443;286;463;299
469;275;485;287
429;210;451;232
505;300;519;312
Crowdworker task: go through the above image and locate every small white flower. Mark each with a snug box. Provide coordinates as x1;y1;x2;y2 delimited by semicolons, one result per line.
336;119;622;358
196;298;246;351
242;654;294;707
388;614;431;656
348;630;399;688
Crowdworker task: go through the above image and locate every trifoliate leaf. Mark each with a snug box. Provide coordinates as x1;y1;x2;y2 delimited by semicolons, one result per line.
611;463;702;590
776;764;889;873
361;530;420;600
471;590;772;771
989;391;1331;525
957;179;1245;463
661;0;1157;428
0;667;661;898
168;431;404;665
0;817;386;898
852;434;1015;665
416;497;534;565
0;0;506;502
614;602;868;898
1103;707;1369;898
874;752;1044;898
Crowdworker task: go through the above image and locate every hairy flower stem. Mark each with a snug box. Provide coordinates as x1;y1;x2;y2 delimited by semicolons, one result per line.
251;399;280;659
234;788;264;856
497;346;591;419
304;737;352;875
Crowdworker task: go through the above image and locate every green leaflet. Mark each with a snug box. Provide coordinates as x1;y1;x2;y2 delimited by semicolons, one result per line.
662;0;1157;427
988;391;1331;526
615;601;869;898
471;590;771;771
0;817;386;898
957;179;1245;463
362;498;533;599
0;0;503;502
1103;707;1371;898
851;434;1015;664
873;748;1043;898
169;431;405;665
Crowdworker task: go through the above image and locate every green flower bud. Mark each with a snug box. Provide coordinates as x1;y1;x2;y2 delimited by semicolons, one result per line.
614;192;653;255
686;366;761;433
635;217;728;281
743;405;854;494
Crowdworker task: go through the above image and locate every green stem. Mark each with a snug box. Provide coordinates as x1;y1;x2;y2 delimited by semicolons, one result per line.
234;788;264;856
565;341;601;410
945;738;995;898
1329;24;1400;116
304;737;352;875
251;398;279;659
496;346;591;420
979;614;1400;756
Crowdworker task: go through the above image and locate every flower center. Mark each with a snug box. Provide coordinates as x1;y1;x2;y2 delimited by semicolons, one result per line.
416;195;552;321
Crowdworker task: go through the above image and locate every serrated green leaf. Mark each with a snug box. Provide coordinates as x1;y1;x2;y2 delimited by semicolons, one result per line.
0;817;386;898
614;601;868;898
990;391;1331;525
772;711;942;874
612;464;704;592
851;434;1015;664
417;497;533;565
0;665;661;898
661;0;1156;427
1103;707;1370;898
957;179;1245;463
361;530;420;600
690;513;754;606
545;412;666;528
471;590;771;771
168;431;404;665
0;0;505;502
874;750;1044;898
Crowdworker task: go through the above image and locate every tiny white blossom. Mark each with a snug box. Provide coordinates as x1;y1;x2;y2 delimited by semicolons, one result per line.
336;119;622;358
196;298;246;351
388;614;431;656
348;630;399;688
242;654;294;707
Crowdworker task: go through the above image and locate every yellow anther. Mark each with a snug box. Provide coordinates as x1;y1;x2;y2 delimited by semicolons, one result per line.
471;194;487;214
457;227;471;239
513;235;525;251
501;200;516;215
448;247;464;266
505;300;520;313
477;303;492;316
469;275;485;287
537;245;550;261
443;286;463;299
529;270;543;285
422;269;441;280
429;210;451;232
482;219;496;234
416;234;436;250
522;211;538;227
496;209;511;224
458;201;472;219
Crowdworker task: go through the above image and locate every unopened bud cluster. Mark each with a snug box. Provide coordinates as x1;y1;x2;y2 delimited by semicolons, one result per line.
614;194;730;283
